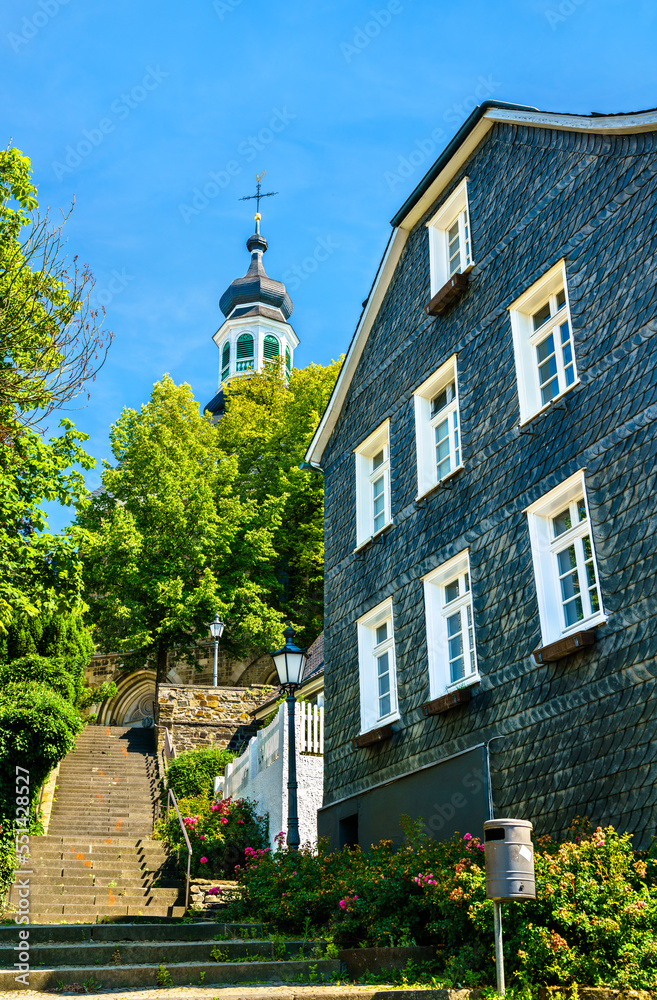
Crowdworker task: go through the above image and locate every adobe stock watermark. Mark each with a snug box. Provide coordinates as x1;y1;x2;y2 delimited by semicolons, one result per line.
423;765;486;835
213;0;243;19
7;0;71;54
89;269;134;310
544;0;589;29
341;0;405;62
51;66;169;181
14;767;32;985
178;106;296;224
384;74;502;191
281;236;340;292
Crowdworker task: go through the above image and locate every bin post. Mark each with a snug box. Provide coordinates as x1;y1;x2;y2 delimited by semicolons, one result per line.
493;900;505;995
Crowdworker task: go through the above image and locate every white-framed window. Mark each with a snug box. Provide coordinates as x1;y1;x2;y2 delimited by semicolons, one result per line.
426;178;474;297
525;471;605;646
509;259;579;423
221;341;230;382
354;421;391;547
356;597;399;733
413;354;462;499
423;550;479;699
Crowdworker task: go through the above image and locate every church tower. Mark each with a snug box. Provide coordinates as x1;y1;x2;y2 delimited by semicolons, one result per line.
205;209;298;418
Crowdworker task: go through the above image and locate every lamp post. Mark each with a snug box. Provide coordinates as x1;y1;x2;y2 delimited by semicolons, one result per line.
270;623;307;850
209;614;225;687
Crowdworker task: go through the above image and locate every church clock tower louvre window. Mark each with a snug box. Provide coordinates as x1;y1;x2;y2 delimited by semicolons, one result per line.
286;346;292;376
221;342;230;381
236;333;255;371
263;334;280;360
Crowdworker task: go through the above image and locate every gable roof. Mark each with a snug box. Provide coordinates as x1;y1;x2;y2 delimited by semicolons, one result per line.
305;102;657;467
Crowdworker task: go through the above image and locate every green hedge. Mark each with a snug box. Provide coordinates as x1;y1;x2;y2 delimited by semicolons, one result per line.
0;655;78;703
226;822;657;990
166;746;235;799
0;680;83;818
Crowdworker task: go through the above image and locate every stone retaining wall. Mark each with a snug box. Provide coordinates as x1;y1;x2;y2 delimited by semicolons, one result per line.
157;684;272;751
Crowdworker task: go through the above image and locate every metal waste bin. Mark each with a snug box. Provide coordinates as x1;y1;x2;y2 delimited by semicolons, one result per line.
483;818;535;901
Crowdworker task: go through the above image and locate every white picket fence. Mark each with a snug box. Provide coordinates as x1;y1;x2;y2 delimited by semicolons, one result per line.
299;702;324;755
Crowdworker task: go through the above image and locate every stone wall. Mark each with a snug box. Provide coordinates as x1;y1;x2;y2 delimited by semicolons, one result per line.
157;684;273;752
85;645;277;728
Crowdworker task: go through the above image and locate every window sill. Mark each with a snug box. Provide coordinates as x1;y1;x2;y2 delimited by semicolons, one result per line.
519;379;581;428
415;465;464;505
354;521;394;554
532;628;597;665
422;675;480;716
352;721;396;748
426;270;470;317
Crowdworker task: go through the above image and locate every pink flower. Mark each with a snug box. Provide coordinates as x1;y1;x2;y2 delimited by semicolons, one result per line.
292;871;297;875
463;833;472;841
199;856;208;863
199;834;206;840
207;886;222;896
238;820;244;824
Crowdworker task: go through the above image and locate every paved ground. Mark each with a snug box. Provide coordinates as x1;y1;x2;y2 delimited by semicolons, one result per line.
0;986;452;1000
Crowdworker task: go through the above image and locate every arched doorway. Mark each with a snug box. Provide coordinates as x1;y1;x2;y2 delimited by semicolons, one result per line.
96;669;157;727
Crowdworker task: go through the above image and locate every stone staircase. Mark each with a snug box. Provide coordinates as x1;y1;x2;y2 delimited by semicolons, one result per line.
0;922;340;990
6;725;185;922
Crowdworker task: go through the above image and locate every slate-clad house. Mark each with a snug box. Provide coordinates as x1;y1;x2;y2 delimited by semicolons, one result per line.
304;102;657;850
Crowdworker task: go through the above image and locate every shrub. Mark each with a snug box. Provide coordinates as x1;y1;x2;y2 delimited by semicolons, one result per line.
166;746;235;799
0;655;78;703
0;681;83;818
225;822;657;990
157;794;269;878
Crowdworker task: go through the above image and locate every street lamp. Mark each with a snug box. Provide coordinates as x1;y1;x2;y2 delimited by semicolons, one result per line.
209;614;225;687
270;623;307;850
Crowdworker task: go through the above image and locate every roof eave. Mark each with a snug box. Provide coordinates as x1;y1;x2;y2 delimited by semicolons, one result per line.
393;103;657;230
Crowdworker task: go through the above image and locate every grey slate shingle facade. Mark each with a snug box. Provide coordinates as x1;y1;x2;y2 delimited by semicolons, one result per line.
307;105;657;849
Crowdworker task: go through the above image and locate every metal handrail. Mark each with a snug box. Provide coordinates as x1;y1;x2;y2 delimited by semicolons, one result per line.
166;787;193;911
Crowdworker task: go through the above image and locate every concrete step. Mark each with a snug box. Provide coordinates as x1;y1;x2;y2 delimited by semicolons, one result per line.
29;836;163;847
24;891;182;907
1;958;340;991
19;901;185;916
0;921;224;943
0;938;323;968
23;876;181;890
27;843;168;856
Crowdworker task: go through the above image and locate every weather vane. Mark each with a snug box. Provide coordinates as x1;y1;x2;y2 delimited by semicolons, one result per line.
239;171;278;217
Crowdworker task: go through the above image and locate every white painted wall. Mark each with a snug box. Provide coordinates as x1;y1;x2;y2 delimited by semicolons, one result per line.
221;703;324;850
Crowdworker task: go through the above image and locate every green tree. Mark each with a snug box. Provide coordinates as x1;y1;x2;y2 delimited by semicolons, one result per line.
80;376;288;680
216;358;342;647
0;147;105;633
0;146;109;430
0;606;93;665
0;418;94;633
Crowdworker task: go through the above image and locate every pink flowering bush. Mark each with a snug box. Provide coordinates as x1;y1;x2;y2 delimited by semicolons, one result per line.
157;794;268;877
225;816;657;989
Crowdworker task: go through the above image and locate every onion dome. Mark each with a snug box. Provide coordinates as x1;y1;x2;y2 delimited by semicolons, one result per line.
219;220;293;323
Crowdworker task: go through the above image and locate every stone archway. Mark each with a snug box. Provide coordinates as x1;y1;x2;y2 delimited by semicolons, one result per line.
96;669;157;727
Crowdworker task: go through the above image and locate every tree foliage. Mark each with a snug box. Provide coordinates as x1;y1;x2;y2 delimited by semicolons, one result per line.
0;606;93;668
166;746;235;799
80;376;288;678
0;418;94;633
0;146;110;431
0;147;104;633
0;681;83;818
216;358;342;647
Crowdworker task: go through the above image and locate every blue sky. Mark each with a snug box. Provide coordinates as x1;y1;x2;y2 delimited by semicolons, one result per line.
1;0;655;529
